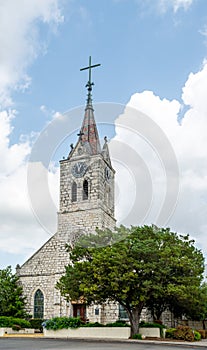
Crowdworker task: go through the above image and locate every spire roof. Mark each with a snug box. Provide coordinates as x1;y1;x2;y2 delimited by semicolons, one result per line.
79;56;101;155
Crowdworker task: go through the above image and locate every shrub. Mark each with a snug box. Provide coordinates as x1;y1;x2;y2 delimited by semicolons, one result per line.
132;333;142;339
43;318;131;330
44;317;84;330
0;316;31;329
12;324;21;331
83;322;104;327
165;328;176;339
166;326;201;342
29;318;44;332
173;325;194;342
197;330;206;339
139;322;165;329
194;330;201;341
105;321;129;327
153;319;163;325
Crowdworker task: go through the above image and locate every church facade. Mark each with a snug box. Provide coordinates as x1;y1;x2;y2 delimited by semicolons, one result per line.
17;63;119;322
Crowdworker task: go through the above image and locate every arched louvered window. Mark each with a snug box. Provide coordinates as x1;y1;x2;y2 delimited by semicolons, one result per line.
83;180;88;200
108;187;111;206
72;182;77;202
34;289;44;319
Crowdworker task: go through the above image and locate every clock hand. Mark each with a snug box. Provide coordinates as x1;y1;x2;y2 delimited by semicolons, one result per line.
77;163;81;172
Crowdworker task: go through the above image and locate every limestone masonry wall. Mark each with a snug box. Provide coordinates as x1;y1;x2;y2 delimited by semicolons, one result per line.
18;144;116;319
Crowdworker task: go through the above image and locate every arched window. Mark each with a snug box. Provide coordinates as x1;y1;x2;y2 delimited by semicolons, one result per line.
83;180;88;200
105;185;110;206
118;304;129;320
108;187;111;206
34;289;44;319
72;182;77;202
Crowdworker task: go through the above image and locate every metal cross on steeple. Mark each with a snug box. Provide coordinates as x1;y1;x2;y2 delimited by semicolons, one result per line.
80;56;101;100
78;56;101;155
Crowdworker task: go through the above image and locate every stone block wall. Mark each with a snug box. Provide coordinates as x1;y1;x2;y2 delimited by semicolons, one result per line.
18;125;116;321
87;302;119;324
59;154;115;219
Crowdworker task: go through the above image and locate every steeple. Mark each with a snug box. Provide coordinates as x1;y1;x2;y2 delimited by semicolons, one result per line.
79;56;101;155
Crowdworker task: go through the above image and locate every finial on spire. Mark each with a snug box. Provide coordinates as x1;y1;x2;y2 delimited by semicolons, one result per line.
80;56;101;104
77;130;84;140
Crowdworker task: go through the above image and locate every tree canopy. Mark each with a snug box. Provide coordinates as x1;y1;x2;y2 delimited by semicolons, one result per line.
57;225;205;336
0;266;26;317
178;282;207;329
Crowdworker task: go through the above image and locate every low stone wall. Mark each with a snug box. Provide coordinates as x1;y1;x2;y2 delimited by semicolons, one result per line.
0;328;35;336
44;326;162;339
44;327;131;339
139;327;161;338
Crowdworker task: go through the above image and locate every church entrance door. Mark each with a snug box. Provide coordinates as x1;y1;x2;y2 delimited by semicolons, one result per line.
73;304;86;321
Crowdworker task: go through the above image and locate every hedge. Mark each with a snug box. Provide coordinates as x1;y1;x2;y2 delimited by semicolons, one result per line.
0;316;31;329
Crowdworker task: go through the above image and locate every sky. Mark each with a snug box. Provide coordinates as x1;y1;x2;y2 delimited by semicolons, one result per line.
1;0;207;270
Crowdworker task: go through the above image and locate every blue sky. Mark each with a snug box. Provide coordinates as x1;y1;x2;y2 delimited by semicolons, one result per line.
11;0;207;139
1;0;207;269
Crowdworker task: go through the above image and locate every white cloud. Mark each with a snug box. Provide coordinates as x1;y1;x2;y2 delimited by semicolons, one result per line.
173;0;193;12
113;61;207;257
0;110;30;174
158;0;193;13
0;0;63;265
0;0;63;107
0;111;59;257
200;26;207;39
0;112;41;254
134;0;193;15
40;105;63;122
182;60;207;114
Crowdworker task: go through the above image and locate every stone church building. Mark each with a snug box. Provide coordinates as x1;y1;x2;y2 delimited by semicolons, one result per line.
16;61;121;323
16;62;191;329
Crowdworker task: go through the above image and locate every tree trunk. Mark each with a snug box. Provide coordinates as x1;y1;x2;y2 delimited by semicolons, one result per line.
153;309;163;324
155;310;163;321
128;305;142;337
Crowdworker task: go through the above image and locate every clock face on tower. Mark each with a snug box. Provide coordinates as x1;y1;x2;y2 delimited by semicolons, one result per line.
72;162;88;178
105;166;111;181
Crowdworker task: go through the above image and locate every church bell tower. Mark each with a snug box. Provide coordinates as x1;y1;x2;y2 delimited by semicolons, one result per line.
58;57;116;244
17;57;116;321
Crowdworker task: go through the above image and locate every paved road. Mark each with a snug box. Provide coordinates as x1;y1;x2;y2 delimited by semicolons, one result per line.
0;338;206;350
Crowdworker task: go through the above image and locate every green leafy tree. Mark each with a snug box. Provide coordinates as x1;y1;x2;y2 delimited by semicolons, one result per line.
192;283;207;329
57;226;204;337
0;266;26;317
145;294;169;322
146;285;206;325
179;283;207;329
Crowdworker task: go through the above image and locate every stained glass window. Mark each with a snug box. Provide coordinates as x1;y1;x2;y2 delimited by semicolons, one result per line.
34;289;44;319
